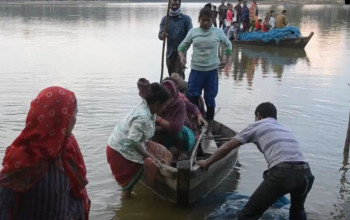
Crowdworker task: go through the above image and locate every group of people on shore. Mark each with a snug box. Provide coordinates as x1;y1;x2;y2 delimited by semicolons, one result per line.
0;1;313;220
209;0;289;40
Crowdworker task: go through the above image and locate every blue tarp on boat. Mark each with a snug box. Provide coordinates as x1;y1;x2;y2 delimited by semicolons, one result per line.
206;192;290;220
238;26;302;43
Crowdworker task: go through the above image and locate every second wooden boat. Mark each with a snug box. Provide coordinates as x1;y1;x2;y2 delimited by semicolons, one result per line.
232;32;314;49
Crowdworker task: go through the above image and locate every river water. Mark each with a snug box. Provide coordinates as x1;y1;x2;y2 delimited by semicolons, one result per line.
0;2;349;220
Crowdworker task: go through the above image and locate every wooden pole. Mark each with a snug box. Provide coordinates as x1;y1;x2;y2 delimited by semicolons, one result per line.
160;0;172;83
344;83;350;154
344;110;350;154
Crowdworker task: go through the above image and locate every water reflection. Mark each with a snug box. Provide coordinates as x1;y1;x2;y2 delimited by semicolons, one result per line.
334;153;350;220
112;168;241;220
219;46;309;86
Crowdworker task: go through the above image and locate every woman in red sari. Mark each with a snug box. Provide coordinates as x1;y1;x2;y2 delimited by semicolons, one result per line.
0;86;90;220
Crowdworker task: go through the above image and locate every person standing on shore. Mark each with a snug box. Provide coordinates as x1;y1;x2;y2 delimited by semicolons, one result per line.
211;5;219;27
218;0;227;29
241;0;250;32
234;0;243;27
158;0;193;79
269;10;276;30
248;0;258;32
226;3;234;30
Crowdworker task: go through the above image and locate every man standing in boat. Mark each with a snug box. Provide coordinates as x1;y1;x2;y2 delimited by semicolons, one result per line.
158;0;192;79
197;102;314;220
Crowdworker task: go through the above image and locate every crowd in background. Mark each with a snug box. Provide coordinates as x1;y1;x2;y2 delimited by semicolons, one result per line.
208;0;288;40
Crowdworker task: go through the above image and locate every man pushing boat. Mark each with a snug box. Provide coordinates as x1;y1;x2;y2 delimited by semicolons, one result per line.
197;102;314;220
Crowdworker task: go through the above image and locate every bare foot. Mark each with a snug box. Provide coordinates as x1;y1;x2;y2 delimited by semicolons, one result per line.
205;130;214;139
121;190;132;199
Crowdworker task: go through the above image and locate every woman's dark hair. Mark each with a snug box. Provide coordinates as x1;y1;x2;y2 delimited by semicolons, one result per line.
255;102;277;120
198;7;212;21
145;82;170;105
204;3;212;9
162;77;177;84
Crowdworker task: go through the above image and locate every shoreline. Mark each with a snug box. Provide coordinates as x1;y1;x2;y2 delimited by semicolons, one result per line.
0;1;345;6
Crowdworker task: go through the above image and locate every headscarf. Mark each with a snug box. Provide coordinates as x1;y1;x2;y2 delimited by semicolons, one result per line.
169;8;182;17
160;80;186;134
169;1;182;17
0;86;90;216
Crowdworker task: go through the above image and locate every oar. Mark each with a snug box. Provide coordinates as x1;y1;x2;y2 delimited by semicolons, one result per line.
205;137;234;141
189;127;207;168
160;0;172;83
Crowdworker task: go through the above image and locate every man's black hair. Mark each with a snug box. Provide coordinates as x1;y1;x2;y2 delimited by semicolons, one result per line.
171;0;181;4
255;102;277;120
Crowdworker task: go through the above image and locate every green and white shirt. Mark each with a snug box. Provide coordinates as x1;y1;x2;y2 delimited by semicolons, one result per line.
108;99;155;164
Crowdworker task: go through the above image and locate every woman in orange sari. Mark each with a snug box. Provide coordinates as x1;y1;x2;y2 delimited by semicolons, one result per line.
0;86;90;220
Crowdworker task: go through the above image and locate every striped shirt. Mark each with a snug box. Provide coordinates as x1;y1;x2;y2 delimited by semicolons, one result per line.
0;164;84;220
234;117;306;169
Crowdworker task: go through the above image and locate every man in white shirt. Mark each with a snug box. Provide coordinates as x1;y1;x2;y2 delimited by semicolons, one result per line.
227;21;240;40
269;10;276;30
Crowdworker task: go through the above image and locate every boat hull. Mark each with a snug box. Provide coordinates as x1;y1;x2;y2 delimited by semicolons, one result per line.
232;32;314;49
140;121;238;206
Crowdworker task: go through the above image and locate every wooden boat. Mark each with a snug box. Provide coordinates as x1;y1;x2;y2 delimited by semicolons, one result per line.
232;32;314;49
140;120;239;206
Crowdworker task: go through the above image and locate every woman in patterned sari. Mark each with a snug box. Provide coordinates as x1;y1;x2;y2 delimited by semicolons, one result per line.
0;86;90;220
106;82;170;198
